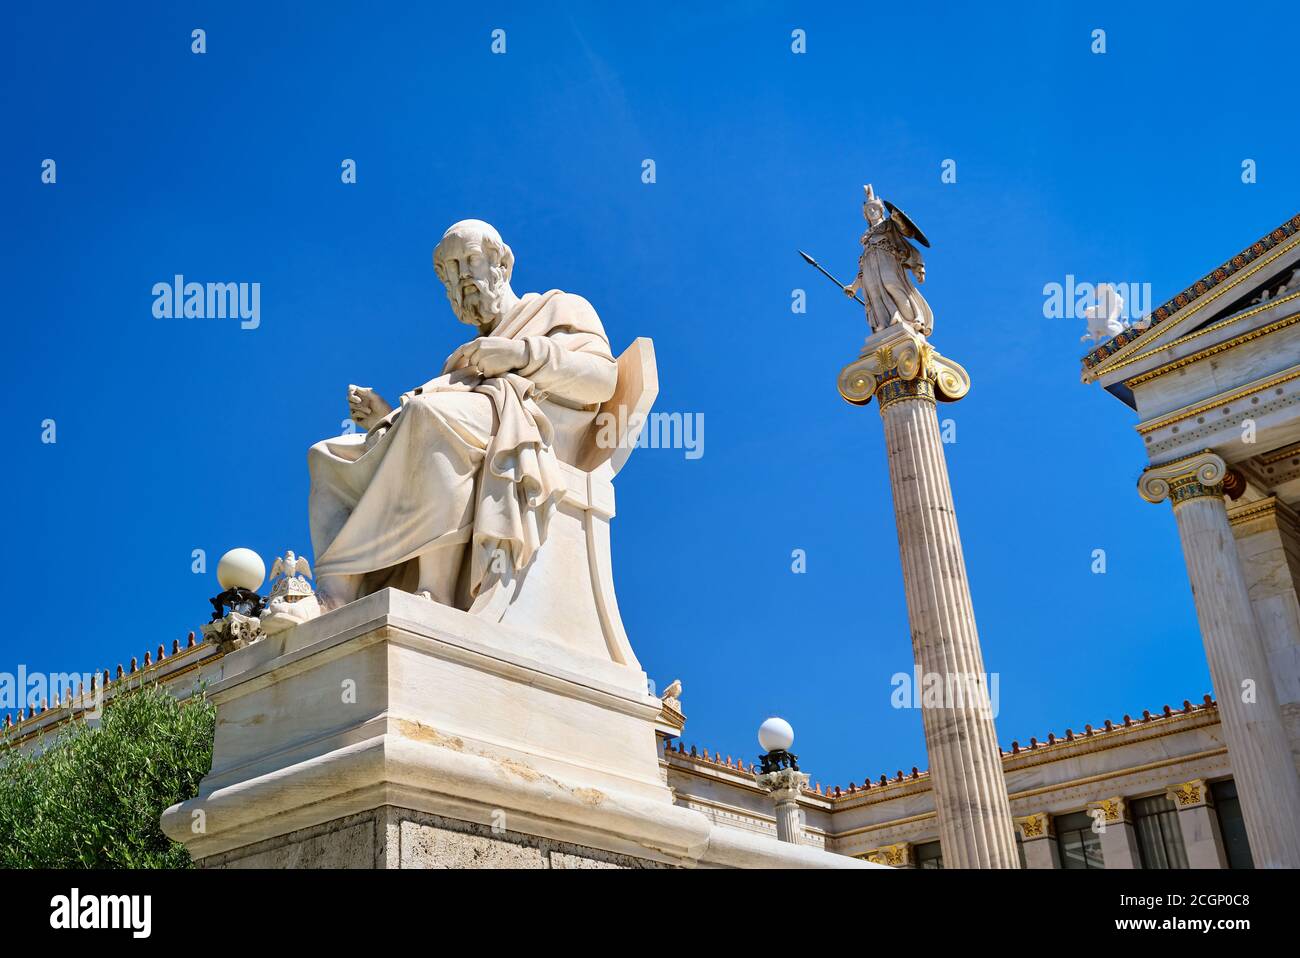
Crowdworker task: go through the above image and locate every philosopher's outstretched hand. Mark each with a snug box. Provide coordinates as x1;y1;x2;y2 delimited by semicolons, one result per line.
347;385;392;431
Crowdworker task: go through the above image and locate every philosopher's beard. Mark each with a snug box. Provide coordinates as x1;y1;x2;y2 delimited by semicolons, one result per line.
450;278;508;330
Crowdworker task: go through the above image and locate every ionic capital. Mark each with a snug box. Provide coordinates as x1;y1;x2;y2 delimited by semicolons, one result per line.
1138;450;1229;506
1166;779;1209;809
838;325;970;409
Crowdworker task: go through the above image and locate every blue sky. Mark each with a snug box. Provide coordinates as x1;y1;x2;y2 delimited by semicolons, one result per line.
4;2;1296;789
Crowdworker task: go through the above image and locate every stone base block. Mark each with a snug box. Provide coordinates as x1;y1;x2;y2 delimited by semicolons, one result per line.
200;806;672;869
162;589;875;869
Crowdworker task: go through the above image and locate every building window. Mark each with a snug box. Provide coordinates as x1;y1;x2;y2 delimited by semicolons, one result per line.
1211;779;1255;869
1054;811;1105;869
1131;795;1188;868
914;840;943;869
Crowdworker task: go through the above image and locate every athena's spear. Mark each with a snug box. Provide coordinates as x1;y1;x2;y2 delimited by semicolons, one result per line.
798;250;867;308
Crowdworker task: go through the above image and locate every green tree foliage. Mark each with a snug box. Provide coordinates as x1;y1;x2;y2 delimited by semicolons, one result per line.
0;683;214;868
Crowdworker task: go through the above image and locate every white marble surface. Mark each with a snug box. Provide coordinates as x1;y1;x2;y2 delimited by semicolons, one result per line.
161;589;875;868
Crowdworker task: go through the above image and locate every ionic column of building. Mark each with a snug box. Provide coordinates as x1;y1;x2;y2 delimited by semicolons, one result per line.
1227;496;1300;774
839;324;1019;869
1167;780;1229;868
1140;450;1300;867
754;767;809;845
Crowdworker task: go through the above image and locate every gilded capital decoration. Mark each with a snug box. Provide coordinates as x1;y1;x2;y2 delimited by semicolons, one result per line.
838;325;970;410
1087;796;1129;825
1167;780;1208;808
1138;450;1230;506
1015;812;1053;840
863;841;912;867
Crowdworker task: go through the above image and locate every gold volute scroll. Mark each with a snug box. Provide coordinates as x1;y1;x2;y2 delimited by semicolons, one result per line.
931;352;971;402
838;354;884;405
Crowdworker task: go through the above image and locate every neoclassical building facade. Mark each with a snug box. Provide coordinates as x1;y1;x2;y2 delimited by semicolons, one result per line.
1082;210;1300;867
5;212;1299;868
1;639;1252;869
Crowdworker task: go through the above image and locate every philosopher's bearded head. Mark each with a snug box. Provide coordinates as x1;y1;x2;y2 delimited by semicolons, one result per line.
433;220;516;328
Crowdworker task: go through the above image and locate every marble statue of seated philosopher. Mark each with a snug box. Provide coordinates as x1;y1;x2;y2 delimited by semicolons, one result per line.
307;219;618;613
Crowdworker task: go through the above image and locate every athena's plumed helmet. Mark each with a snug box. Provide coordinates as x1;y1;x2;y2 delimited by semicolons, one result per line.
862;183;885;217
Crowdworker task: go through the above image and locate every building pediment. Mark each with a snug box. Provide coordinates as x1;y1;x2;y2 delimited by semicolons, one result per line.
1082;213;1300;407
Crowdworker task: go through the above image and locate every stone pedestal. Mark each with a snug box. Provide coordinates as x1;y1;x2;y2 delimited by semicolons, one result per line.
161;589;874;869
1167;780;1229;869
1140;451;1300;867
755;767;810;844
839;324;1019;869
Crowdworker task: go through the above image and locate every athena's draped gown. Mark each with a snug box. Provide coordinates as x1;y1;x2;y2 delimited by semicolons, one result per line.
854;220;933;335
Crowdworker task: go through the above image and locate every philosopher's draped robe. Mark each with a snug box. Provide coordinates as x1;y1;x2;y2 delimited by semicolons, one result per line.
308;290;617;606
855;220;933;335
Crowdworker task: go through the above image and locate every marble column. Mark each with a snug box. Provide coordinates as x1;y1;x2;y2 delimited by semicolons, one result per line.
755;767;810;844
1139;451;1300;867
1228;496;1300;773
839;324;1019;869
1167;780;1229;869
1087;797;1141;869
1016;813;1061;869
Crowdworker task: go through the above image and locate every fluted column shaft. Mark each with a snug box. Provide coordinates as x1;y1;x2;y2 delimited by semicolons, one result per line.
773;796;802;844
838;325;1019;868
878;387;1019;868
1142;452;1300;867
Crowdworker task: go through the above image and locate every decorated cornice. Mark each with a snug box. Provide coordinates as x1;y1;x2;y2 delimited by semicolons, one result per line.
0;632;221;750
1122;303;1300;389
814;694;1218;804
1138;450;1230;505
1227;495;1296;530
1136;366;1300;440
1082;212;1300;372
838;325;970;409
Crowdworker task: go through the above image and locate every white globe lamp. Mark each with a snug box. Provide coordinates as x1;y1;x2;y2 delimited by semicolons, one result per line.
217;548;266;592
758;716;795;754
